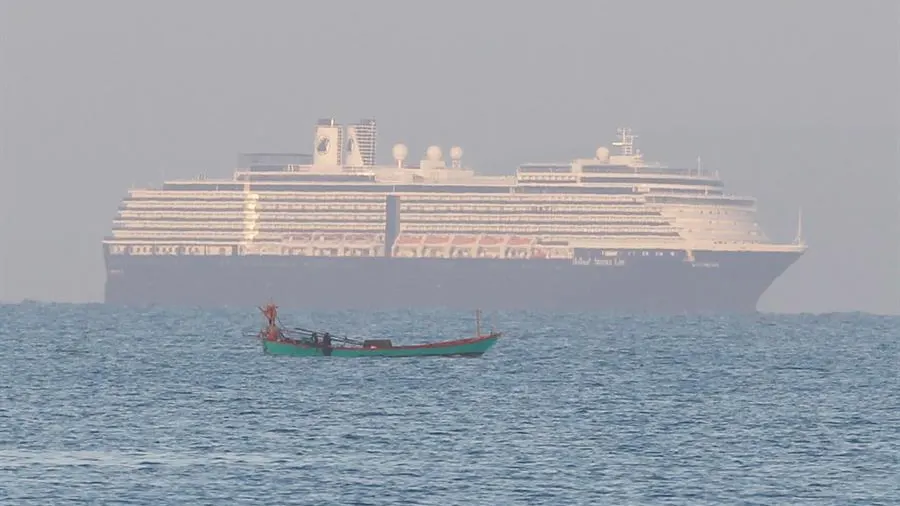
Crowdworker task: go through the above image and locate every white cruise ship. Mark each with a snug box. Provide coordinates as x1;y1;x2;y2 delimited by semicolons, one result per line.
103;118;806;312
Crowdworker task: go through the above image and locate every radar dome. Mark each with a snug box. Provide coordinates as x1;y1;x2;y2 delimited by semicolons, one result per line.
392;143;408;161
595;146;610;161
426;145;442;161
450;146;463;160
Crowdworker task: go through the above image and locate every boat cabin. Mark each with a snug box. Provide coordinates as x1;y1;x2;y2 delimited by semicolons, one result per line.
362;339;393;349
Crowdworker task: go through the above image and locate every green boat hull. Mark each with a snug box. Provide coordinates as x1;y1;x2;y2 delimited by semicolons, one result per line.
261;333;500;358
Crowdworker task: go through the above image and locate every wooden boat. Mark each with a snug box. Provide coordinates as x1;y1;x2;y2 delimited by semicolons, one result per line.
254;303;501;358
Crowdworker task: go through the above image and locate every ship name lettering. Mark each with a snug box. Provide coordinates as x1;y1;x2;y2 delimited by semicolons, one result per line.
592;258;626;267
573;257;626;267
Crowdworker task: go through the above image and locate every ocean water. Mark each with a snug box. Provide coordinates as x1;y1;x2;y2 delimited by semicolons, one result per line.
0;303;897;505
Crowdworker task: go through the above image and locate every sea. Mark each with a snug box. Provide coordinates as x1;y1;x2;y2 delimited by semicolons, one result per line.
0;303;897;505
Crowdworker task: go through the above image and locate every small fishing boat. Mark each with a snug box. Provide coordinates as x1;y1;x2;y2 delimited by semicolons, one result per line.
254;303;501;358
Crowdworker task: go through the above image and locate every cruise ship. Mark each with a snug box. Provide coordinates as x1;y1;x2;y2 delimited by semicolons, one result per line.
103;118;806;312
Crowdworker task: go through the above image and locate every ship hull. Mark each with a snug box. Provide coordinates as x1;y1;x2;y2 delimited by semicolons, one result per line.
104;249;802;313
261;334;500;357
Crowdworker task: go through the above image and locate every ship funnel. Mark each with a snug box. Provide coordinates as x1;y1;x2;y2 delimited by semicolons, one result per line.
313;119;343;167
349;118;377;166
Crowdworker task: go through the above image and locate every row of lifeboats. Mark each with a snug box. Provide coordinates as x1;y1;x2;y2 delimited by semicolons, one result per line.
394;234;536;247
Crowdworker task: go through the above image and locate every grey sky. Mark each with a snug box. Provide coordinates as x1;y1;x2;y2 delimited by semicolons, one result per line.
1;1;897;313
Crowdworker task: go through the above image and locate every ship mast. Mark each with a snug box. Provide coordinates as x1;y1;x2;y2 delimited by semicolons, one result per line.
612;127;636;156
612;127;640;172
793;207;804;245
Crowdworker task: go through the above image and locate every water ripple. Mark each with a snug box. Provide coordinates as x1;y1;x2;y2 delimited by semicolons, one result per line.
0;304;897;504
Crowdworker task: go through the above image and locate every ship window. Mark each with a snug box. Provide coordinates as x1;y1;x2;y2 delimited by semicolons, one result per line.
648;196;755;207
580;176;724;187
248;184;511;194
394;185;507;194
248;174;376;183
521;186;635;195
163;183;246;191
581;165;632;174
518;165;572;173
251;184;386;192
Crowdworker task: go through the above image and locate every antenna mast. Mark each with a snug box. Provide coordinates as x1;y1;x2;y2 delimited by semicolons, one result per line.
611;127;636;156
793;207;804;245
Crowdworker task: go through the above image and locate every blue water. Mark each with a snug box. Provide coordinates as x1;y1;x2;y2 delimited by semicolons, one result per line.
1;304;898;505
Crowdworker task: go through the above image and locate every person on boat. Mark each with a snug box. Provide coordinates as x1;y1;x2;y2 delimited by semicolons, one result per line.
321;332;333;356
262;304;277;327
310;332;319;345
259;304;279;341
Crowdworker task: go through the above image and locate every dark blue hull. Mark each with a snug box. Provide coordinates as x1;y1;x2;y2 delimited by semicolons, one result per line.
103;248;802;313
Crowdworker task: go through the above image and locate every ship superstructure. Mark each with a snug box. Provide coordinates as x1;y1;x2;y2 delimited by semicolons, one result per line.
103;118;806;312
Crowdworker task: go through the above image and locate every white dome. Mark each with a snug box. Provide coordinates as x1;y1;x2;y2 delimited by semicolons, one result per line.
392;143;408;161
426;145;442;161
450;146;463;160
595;146;610;161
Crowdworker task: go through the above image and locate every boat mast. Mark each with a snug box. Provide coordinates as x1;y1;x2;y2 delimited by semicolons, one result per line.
793;207;804;245
475;309;482;338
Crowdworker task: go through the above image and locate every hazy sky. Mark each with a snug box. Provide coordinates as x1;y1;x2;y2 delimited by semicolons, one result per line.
1;1;897;313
